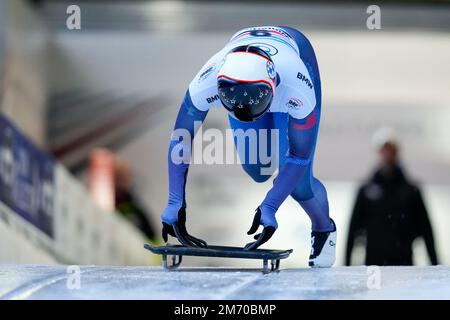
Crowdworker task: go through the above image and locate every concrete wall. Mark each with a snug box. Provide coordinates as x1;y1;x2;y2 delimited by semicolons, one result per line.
1;0;49;148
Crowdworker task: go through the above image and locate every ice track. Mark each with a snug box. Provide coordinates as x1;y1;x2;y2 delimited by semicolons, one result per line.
1;266;449;300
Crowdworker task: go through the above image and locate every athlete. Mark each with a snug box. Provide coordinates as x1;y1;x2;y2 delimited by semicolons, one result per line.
161;26;336;267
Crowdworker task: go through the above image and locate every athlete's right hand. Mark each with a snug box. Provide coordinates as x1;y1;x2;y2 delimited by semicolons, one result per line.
161;206;208;248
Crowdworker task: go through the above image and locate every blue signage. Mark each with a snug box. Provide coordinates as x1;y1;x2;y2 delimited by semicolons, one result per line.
0;114;55;237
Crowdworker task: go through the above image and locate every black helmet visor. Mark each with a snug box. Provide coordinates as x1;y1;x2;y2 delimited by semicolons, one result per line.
217;77;273;122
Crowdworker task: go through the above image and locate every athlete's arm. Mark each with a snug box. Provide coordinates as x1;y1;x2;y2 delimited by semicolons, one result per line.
160;90;209;247
245;111;317;250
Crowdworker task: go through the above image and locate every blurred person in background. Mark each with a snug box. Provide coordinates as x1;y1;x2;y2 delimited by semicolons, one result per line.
114;157;157;242
345;127;438;266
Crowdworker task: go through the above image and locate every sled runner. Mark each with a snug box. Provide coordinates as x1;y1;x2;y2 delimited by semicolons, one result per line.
144;244;293;274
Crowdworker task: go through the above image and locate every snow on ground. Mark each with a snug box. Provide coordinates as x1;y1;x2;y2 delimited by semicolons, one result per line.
0;265;449;300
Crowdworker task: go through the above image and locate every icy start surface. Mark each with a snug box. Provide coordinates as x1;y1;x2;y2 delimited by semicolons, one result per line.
0;265;449;300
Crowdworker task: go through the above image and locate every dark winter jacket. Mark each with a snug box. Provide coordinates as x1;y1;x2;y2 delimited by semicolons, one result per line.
345;166;438;266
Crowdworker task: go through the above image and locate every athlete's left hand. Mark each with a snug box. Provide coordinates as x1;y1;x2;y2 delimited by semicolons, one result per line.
244;207;277;250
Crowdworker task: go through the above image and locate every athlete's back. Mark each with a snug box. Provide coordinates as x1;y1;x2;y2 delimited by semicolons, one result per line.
189;26;317;120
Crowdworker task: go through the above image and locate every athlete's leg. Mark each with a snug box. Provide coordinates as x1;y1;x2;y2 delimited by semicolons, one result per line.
229;112;280;182
291;171;332;231
280;26;332;232
286;108;332;231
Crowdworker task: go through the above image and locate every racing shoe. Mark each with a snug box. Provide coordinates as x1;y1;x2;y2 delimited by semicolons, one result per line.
309;219;336;268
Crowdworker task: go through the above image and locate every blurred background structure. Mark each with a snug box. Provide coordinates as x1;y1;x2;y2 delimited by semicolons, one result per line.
0;0;449;268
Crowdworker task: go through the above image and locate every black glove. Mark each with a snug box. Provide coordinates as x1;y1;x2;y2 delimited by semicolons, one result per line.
244;207;276;250
162;207;207;248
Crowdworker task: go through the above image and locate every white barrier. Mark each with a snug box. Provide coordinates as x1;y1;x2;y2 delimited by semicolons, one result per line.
52;164;153;266
0;163;155;265
0;202;57;264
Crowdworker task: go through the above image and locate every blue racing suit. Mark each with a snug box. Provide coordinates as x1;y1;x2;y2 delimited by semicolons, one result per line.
161;26;333;240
